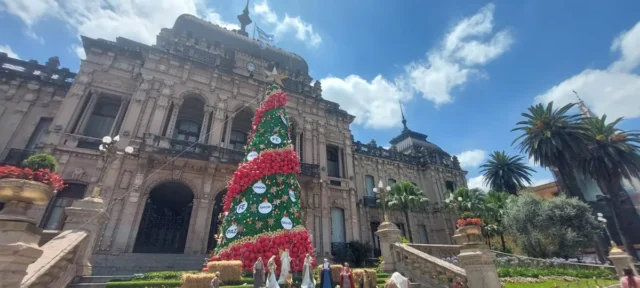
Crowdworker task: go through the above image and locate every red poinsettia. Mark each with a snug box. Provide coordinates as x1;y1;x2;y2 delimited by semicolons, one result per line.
0;165;65;191
456;218;482;228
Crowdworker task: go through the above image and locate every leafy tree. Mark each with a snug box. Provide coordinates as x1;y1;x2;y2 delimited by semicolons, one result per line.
503;192;601;259
481;190;512;252
22;153;57;171
480;151;535;195
512;102;588;199
444;187;485;216
384;181;429;242
576;115;640;260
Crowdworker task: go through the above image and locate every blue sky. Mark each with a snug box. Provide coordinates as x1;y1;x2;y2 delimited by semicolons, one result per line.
1;0;639;190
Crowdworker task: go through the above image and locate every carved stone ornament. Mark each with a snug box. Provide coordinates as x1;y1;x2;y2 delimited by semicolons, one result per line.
172;169;183;179
71;168;85;180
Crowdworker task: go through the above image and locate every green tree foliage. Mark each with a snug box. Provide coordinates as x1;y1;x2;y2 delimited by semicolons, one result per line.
384;181;428;242
22;153;57;171
512;102;588;199
480;151;535;195
481;191;512;252
576;115;640;260
444;187;485;216
503;193;600;259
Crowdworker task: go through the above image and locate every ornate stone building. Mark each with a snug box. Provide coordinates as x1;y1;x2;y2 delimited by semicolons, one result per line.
0;12;465;274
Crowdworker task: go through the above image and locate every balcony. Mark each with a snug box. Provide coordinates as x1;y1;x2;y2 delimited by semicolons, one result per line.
300;163;320;178
363;196;377;208
143;134;244;163
1;149;35;166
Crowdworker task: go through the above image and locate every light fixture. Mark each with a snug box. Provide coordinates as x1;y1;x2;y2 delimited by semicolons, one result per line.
386;186;391;191
99;144;105;151
113;135;120;142
102;136;112;144
378;180;384;189
373;188;378;193
597;213;603;217
124;146;134;154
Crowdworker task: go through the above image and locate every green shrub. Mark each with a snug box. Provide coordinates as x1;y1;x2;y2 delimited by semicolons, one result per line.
460;211;475;219
400;236;410;244
346;241;373;267
22;153;57;171
106;280;180;287
497;267;615;279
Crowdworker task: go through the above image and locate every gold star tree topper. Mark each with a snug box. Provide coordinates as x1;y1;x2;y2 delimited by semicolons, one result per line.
264;67;288;86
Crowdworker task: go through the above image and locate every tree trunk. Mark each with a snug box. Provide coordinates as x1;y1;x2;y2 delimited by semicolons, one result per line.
601;179;640;261
403;209;413;243
555;160;585;201
500;233;507;252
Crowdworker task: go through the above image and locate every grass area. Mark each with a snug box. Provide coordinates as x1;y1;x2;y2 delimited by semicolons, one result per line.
504;278;618;288
497;267;616;279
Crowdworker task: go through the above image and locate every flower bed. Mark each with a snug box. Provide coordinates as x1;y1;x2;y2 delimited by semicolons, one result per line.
456;217;482;228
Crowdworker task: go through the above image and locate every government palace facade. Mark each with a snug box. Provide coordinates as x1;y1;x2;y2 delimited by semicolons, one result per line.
0;12;467;274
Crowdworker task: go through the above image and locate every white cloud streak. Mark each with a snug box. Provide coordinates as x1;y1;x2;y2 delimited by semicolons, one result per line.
0;45;19;59
456;149;487;169
253;0;321;48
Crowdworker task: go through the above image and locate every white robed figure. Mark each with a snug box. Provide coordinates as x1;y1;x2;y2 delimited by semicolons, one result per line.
300;254;316;288
384;272;410;288
277;249;291;284
265;255;280;288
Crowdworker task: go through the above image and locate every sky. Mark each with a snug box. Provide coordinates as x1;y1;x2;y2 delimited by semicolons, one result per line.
1;0;639;191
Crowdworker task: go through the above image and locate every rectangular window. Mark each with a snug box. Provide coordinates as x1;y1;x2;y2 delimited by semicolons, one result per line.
370;222;380;249
326;145;340;178
418;225;429;244
84;97;121;138
445;181;456;192
388;178;397;187
331;208;346;243
41;183;87;230
365;175;375;197
26;118;52;150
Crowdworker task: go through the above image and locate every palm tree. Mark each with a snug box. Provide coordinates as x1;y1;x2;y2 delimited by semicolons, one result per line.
444;187;486;216
482;191;512;251
384;181;429;243
576;115;640;260
512;102;589;199
480;151;535;195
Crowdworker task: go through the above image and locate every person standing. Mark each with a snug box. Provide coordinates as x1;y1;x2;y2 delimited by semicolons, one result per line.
319;259;333;288
621;267;640;288
339;263;354;288
253;257;265;288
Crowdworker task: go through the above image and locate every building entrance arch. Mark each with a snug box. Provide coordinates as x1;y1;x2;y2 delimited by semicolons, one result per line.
206;189;227;253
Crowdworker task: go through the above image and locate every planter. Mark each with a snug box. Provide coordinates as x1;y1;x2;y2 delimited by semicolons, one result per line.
0;178;54;223
453;225;484;246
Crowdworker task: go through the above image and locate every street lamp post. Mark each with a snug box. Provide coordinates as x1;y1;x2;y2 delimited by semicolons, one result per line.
597;213;621;252
373;180;392;222
91;135;134;198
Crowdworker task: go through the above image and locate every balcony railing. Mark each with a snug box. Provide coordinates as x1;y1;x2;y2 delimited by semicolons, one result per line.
1;148;35;166
300;163;320;178
363;196;377;208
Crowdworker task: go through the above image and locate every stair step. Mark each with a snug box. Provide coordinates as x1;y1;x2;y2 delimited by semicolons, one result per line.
67;284;107;288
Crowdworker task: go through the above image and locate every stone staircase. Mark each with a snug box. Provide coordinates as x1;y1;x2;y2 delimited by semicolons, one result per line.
91;253;206;275
67;275;134;288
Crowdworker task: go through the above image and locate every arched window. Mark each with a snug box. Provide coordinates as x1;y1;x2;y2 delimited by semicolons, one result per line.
229;108;253;151
365;175;375;197
331;207;346;257
445;181;456;193
174;97;205;143
388;178;397;187
40;183;87;230
418;225;429;244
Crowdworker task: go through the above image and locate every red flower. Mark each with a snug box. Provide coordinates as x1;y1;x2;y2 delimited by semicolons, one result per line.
456;218;482;228
0;165;64;192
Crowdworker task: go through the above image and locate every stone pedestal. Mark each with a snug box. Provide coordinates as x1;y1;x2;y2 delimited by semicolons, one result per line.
375;221;402;272
64;197;108;277
455;225;501;288
0;220;43;288
609;245;638;277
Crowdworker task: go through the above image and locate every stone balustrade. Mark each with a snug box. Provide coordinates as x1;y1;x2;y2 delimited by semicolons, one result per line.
407;244;461;259
21;230;88;288
391;243;466;287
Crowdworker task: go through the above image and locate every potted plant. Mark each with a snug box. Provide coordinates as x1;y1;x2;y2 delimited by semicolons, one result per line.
0;153;63;223
453;212;484;245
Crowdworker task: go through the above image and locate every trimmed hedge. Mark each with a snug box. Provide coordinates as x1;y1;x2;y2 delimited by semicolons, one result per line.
497;267;616;279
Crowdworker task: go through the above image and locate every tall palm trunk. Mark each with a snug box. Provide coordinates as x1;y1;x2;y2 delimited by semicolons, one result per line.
603;180;639;261
403;209;413;243
555;160;585;201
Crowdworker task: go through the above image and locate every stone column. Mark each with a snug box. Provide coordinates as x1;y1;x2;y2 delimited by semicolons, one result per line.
208;106;226;146
63;197;108;276
303;118;313;163
609;245;638;277
454;225;501;288
199;106;213;143
119;75;152;144
44;69;93;146
0;220;43;288
164;100;181;138
375;222;401;272
147;95;170;136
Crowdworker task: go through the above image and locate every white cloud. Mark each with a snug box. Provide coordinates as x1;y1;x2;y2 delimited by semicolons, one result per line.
71;44;86;60
253;0;321;48
0;45;19;59
1;0;238;58
536;20;640;120
402;3;513;106
456;149;487;169
467;175;489;192
321;75;409;129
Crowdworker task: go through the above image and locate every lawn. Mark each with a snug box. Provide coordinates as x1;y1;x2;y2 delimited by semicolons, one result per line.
504;278;619;288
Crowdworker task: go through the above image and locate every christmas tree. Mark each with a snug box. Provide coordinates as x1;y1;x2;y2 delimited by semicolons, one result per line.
210;79;315;273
